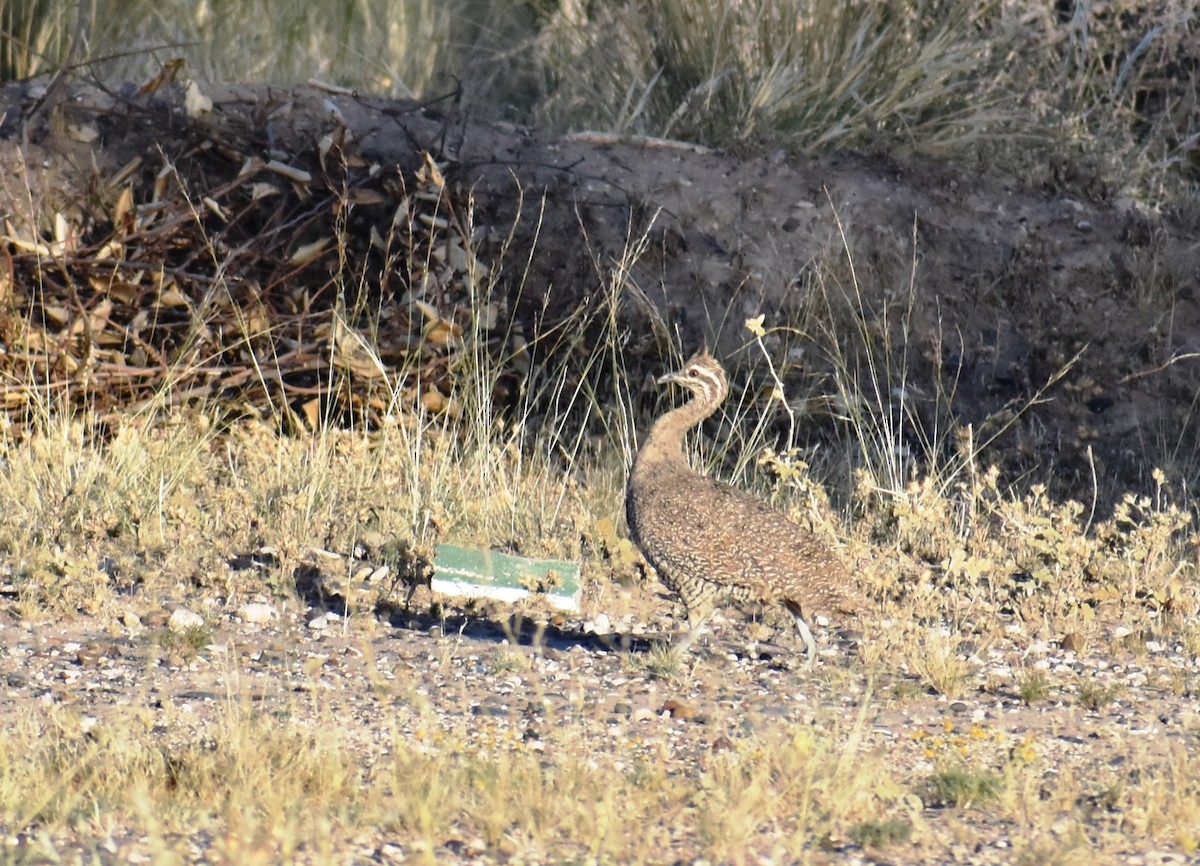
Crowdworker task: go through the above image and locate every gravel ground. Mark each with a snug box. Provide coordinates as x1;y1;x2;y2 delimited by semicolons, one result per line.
2;589;1198;865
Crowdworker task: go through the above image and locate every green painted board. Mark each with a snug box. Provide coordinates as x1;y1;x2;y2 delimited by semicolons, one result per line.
432;544;581;612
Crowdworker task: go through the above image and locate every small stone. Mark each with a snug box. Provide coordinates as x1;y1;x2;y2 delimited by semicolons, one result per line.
144;610;170;628
949;701;969;715
472;698;508;717
168;608;204;633
660;699;698;721
6;672;27;688
239;603;277;625
123;611;142;629
76;645;102;668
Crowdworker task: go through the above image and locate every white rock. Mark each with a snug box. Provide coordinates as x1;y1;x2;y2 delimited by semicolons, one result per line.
168;608;205;632
239;603;277;625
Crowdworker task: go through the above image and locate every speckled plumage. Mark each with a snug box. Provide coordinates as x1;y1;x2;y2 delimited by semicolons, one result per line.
626;348;855;665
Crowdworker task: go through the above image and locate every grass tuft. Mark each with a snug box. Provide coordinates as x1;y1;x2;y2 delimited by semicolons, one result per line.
850;815;913;848
923;763;1003;808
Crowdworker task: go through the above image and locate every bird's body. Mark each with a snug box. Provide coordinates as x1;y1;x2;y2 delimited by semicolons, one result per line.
625;348;855;665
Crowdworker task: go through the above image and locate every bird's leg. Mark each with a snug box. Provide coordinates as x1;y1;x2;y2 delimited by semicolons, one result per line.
668;584;720;654
790;608;818;669
671;606;716;654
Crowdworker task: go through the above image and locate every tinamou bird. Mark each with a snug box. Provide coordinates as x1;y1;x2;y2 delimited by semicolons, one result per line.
626;347;857;666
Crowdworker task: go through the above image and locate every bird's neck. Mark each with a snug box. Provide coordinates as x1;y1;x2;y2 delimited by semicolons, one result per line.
643;392;720;459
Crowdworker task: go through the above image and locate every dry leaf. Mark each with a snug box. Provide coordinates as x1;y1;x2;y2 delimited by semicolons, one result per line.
249;183;280;201
137;58;185;96
419;152;446;191
266;161;312;184
42;305;70;325
424;320;460;345
112;186;134;229
348;188;388;206
288;238;331;267
301;398;322;430
202;197;226;220
158;288;189;307
420;390;446;413
66;124;99;143
184;80;213;117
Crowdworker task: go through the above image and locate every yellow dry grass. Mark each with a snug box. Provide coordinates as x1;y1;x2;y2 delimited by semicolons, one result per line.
2;3;1198;860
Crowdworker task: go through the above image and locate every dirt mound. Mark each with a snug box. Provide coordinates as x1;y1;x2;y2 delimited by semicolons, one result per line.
2;75;1197;505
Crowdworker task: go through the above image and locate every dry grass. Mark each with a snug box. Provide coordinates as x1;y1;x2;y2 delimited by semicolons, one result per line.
2;3;1199;860
1;0;528;103
0;684;908;863
2;167;1196;854
5;0;1197;206
0;155;1196;858
1;255;1197;859
534;0;1009;155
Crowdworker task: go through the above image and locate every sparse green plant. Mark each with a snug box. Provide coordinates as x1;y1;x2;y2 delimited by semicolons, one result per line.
1182;623;1200;660
889;678;925;701
154;623;214;657
922;764;1002;808
1162;667;1193;699
1017;670;1051;705
1012;835;1093;866
908;630;970;698
1077;679;1122;712
637;642;684;681
850;816;913;848
486;646;525;675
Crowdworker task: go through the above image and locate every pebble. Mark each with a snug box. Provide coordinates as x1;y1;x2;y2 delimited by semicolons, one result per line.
3;583;1197;864
76;645;103;667
239;603;278;625
660;699;698;721
710;735;735;752
168;608;205;632
309;612;341;630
